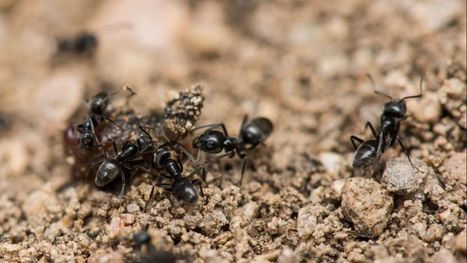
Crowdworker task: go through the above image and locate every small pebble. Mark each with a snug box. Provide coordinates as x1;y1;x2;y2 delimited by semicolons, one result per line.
342;177;393;237
440;152;466;186
381;157;427;195
297;205;318;238
319;152;343;175
126;203;140;213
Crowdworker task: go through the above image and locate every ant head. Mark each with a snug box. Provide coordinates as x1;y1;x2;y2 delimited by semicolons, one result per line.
95;160;121;187
133;231;151;248
193;130;224;154
75;33;98;54
241;117;274;145
173;180;198;204
78;132;94;149
89;92;109;116
383;100;406;118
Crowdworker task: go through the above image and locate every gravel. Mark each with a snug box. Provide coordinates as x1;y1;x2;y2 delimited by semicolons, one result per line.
342;177;394;237
381;157;427;195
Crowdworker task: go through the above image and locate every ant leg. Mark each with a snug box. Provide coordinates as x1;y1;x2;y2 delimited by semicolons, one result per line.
111;141;119;156
191;123;229;136
366;74;393;100
350;135;364;150
157;183;173;191
123;85;137;105
139;124;170;142
88;117;101;145
239;158;248;187
139;125;152;139
118;172;126;199
185;166;206;181
176;144;202;164
365;121;378;138
206;151;235;164
390;121;401;146
376;131;386;155
192;179;205;197
144;185;155;212
396;136;420;171
157;173;172;180
104;116;121;130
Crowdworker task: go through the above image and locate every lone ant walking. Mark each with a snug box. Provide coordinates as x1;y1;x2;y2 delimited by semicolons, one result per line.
350;75;424;171
190;115;274;186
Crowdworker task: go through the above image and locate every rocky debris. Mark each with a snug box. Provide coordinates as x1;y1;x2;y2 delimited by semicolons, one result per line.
162;85;204;141
439;152;467;187
439;78;467;129
342;177;394;237
438;152;467;207
431;248;457;263
296;205;319;238
381;157;427;195
409;92;442;123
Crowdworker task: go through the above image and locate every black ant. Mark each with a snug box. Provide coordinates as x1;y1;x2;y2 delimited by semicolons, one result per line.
56;32;98;57
151;144;206;205
53;23;132;61
190;115;273;185
350;75;424;171
94;129;153;198
133;231;189;263
77;91;120;149
368;75;424;165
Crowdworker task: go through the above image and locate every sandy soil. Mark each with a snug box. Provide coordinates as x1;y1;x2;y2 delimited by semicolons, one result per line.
0;0;465;262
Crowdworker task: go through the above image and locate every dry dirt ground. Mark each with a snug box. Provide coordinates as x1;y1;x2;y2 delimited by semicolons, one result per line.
0;0;466;262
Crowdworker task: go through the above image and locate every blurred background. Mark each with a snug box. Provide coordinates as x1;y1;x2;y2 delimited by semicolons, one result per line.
0;0;465;261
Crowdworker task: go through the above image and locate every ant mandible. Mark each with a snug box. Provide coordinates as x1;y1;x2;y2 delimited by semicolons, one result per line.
190;115;273;185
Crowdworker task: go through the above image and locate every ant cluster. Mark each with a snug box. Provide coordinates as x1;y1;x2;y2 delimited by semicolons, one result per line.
64;85;273;204
350;75;424;175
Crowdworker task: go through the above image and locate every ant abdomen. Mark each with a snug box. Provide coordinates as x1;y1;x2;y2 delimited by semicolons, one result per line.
173;179;199;204
95;160;122;187
240;117;274;145
353;139;378;168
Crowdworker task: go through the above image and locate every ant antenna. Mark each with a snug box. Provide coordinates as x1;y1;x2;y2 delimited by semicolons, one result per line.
400;74;425;102
366;74;393;100
123;85;137;106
